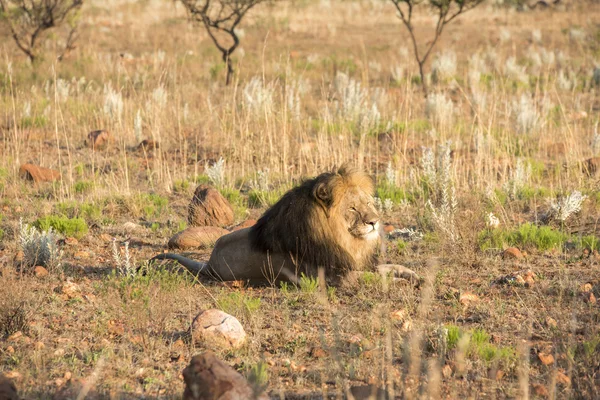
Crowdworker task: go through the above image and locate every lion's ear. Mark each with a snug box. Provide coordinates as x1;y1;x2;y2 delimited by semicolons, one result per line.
313;181;332;217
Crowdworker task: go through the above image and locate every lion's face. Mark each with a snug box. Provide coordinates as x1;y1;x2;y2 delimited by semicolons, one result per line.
337;186;380;240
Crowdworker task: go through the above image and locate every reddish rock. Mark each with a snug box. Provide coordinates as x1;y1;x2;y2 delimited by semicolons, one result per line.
532;383;548;397
168;227;229;250
19;164;60;183
0;374;19;400
538;352;554;366
188;185;234;228
182;351;269;400
383;225;395;234
556;371;571;386
87;130;112;150
502;247;523;260
231;219;257;232
34;266;48;277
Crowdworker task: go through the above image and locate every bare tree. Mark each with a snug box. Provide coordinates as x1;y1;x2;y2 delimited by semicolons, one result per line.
389;0;483;94
0;0;83;64
179;0;266;85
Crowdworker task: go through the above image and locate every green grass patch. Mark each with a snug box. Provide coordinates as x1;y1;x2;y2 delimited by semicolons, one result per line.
173;179;191;193
33;215;88;239
217;291;261;321
248;189;283;208
73;180;94;194
376;184;414;204
478;223;568;252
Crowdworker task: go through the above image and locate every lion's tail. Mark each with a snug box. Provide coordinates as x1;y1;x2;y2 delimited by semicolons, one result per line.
150;253;208;276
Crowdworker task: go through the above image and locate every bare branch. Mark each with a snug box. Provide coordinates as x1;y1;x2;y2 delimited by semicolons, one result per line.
179;0;268;85
0;0;83;63
388;0;483;95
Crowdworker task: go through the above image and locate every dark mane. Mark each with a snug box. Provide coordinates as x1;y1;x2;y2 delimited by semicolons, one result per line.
249;169;370;280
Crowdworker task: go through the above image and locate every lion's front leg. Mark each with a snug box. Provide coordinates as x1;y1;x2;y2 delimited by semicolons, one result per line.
376;264;421;287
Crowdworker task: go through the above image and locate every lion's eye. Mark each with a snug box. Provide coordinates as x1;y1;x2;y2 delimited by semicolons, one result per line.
349;207;357;212
367;201;372;206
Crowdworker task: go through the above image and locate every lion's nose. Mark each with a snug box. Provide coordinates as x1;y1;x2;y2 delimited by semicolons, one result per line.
367;219;378;228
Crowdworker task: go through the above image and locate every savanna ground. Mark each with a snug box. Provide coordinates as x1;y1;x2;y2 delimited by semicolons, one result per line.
1;0;600;398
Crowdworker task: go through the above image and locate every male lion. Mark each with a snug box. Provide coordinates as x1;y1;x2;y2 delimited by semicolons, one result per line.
152;165;419;286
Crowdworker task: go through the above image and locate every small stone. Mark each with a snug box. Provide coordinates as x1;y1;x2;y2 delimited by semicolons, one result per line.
54;349;65;357
100;233;113;242
459;292;479;305
383;225;395;233
583;292;597;304
442;364;453;378
34;341;45;350
538;352;554;365
532;383;548;397
503;247;523;259
580;283;593;293
496;370;505;381
56;279;81;299
34;266;48;277
5;346;14;354
545;317;557;329
514;275;526;285
172;339;185;349
87;130;112;150
555;371;571;386
7;332;22;342
13;252;24;263
190;309;247;350
311;347;327;359
168;227;229;250
19;163;60;183
188;185;234;228
390;310;406;321
73;251;89;260
64;237;78;246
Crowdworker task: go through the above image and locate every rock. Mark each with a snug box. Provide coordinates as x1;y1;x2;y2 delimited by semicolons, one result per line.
19;163;60;183
87;130;112;150
231;220;257;232
545;317;557;329
55;279;81;299
64;237;78;246
383;224;395;234
34;266;48;277
583;291;597;304
188;185;234;228
532;383;548;397
190;309;246;350
310;347;327;359
122;222;142;232
537;352;554;365
502;247;523;260
555;371;571;386
7;332;22;342
442;364;453;378
0;374;19;400
459;292;479;305
583;157;600;176
168;227;229;250
137;139;159;151
73;251;89;260
580;283;593;293
182;351;269;400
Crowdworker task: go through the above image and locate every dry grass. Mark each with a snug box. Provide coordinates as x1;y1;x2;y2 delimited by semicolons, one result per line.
1;0;600;398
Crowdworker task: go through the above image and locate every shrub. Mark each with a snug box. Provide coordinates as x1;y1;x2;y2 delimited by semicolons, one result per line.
19;219;63;270
34;215;88;239
73;180;93;194
478;223;568;252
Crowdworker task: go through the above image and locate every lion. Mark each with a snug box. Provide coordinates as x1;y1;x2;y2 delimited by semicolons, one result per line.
152;165;419;286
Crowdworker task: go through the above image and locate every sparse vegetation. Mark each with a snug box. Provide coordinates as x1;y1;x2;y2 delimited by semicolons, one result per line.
0;1;599;398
